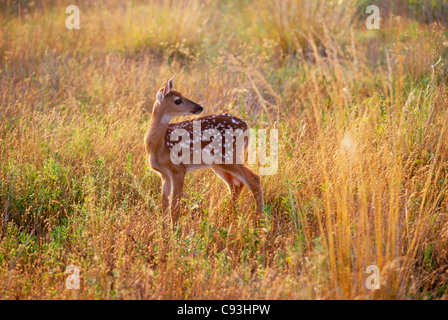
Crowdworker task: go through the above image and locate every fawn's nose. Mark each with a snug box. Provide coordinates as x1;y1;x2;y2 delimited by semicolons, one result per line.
195;105;203;114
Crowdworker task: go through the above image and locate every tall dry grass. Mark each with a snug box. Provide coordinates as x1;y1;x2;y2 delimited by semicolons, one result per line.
0;0;448;299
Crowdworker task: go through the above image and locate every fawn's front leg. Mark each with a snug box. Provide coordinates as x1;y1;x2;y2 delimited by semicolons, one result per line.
160;172;171;227
169;169;186;226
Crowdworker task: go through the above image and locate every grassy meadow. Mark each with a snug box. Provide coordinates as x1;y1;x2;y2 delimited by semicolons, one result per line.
1;0;448;299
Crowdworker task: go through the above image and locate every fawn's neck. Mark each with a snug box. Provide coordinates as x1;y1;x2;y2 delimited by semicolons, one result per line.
145;107;172;154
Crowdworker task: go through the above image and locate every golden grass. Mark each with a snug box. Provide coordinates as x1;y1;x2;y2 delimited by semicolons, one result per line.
0;0;448;299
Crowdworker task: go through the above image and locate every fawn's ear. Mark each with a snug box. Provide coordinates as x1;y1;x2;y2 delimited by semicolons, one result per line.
156;87;165;102
156;78;172;102
168;74;176;91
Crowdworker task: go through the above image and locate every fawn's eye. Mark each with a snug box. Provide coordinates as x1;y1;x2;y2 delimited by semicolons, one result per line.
174;99;182;105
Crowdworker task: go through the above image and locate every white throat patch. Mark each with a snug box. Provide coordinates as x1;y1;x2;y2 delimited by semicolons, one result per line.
161;115;173;124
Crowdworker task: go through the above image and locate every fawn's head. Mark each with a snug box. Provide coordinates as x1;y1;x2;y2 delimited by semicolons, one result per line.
152;75;203;122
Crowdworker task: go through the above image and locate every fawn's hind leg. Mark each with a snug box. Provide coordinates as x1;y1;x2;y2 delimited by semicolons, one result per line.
213;164;263;218
212;166;244;204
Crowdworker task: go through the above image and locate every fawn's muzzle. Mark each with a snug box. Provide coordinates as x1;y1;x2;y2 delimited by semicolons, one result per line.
193;105;203;114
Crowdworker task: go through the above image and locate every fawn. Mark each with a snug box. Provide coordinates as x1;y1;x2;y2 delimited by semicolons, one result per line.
144;76;263;227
